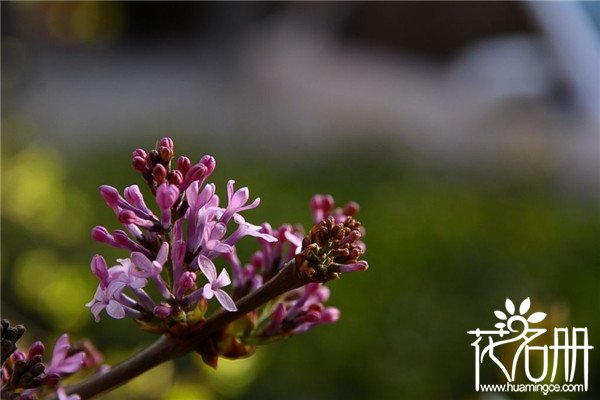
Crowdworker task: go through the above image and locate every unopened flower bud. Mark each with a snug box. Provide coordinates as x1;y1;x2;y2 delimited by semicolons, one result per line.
43;372;61;387
27;342;45;360
132;148;147;159
156;183;179;211
123;185;148;211
30;363;45;376
199;155;216;176
1;319;25;364
250;252;263;268
159;146;174;163
91;255;109;284
152;164;167;183
338;260;368;273
177;156;191;176
295;309;321;325
320;307;341;323
112;230;130;246
12;351;25;363
147;149;161;166
132;156;148;173
158;137;174;150
153;304;172;319
99;185;120;208
132;149;148;172
176;271;196;299
167;170;183;186
11;349;46;389
310;194;334;222
15;358;27;372
185;164;207;183
263;303;286;336
343;201;359;216
91;226;111;243
118;210;154;228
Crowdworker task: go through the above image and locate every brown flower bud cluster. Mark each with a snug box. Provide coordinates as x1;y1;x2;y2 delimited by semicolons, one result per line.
295;216;367;282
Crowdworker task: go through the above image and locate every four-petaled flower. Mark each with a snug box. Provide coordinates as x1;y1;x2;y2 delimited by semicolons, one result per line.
198;255;237;312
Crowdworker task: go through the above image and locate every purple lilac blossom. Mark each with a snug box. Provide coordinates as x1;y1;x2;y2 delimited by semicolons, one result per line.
197;256;237;312
89;138;276;323
88;138;367;352
46;334;86;377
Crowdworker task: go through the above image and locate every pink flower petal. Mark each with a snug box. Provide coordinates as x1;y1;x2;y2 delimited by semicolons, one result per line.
172;240;186;265
239;197;260;212
215;269;231;288
128;277;148;289
106;280;126;298
339;260;368;273
210;222;227;240
215;289;237;312
90;303;105;322
230;187;250;209
130;252;154;275
226;180;235;202
57;387;81;400
156;242;169;265
243;227;278;242
202;283;214;299
91;255;109;283
198;255;217;281
51;334;70;363
156;183;178;210
106;300;126;319
99;185;120;207
196;183;215;208
185;181;200;209
54;352;85;374
284;231;303;250
321;307;341;323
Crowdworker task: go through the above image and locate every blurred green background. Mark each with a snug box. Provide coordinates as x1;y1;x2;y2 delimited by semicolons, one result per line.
2;2;599;399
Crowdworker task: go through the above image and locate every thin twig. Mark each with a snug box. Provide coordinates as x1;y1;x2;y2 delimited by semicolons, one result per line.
61;336;184;399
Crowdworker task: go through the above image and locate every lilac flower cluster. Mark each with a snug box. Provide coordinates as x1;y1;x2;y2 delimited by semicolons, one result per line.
87;138;368;361
88;138;278;326
4;137;369;398
1;320;102;400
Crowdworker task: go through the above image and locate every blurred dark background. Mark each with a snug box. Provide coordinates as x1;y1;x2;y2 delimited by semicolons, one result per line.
2;2;599;399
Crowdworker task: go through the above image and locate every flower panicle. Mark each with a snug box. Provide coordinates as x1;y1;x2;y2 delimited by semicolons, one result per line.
89;137;274;329
87;138;369;368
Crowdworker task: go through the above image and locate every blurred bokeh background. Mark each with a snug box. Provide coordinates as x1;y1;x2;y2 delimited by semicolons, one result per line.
2;2;599;399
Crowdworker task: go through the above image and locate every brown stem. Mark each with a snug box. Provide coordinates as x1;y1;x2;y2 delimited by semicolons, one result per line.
186;259;304;348
62;336;186;399
58;260;305;400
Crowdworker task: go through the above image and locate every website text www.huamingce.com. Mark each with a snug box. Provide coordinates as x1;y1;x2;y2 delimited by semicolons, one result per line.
479;382;585;395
